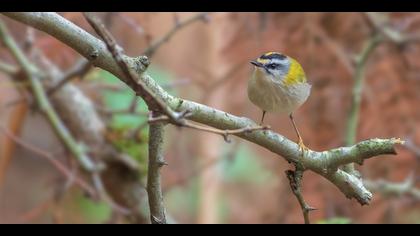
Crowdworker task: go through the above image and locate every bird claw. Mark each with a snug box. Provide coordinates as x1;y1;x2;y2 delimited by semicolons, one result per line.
298;138;309;154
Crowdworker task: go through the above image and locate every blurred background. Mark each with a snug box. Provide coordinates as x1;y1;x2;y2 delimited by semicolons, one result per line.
0;12;419;224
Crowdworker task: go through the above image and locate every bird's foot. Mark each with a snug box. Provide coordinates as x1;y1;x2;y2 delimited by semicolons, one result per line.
297;138;309;155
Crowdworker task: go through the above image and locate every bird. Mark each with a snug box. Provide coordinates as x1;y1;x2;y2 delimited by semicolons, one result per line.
248;52;311;151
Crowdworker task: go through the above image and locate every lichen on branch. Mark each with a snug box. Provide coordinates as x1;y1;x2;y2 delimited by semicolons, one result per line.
1;12;404;207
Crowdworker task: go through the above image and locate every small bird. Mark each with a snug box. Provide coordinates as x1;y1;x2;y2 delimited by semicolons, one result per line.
248;52;311;151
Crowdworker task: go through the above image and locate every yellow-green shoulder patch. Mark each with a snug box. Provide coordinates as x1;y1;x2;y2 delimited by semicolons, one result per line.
284;58;306;85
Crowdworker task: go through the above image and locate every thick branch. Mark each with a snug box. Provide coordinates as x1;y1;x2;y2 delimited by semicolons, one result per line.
147;122;167;224
2;12;404;205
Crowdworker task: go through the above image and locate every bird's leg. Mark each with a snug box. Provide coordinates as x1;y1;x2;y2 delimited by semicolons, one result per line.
289;113;308;153
260;110;266;126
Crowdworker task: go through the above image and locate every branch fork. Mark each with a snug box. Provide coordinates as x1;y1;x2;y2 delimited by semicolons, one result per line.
1;12;406;224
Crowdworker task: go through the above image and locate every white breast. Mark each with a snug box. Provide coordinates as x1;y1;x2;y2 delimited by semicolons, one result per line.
248;70;311;114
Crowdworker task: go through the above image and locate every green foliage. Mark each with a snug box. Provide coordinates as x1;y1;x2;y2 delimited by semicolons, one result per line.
90;65;178;129
99;70;147;128
316;217;352;224
75;194;112;223
88;66;178;178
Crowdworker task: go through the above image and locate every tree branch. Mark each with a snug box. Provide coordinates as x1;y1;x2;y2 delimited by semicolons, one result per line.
47;58;91;96
149;113;269;143
405;138;420;160
82;12;186;126
147;120;167;224
0;125;96;197
286;168;316;224
364;174;420;200
0;18;97;172
142;12;209;57
343;33;383;174
0;61;18;75
2;12;404;206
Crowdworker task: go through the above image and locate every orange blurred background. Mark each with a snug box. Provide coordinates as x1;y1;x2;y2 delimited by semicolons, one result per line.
0;12;419;223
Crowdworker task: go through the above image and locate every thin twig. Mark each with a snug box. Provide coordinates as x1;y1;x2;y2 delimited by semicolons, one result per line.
0;125;96;196
362;13;420;45
142;13;209;57
17;199;52;223
83;12;186;126
305;17;354;75
342;13;420;175
47;59;91;96
364;174;420;200
183;122;270;143
116;13;145;36
149;114;270;143
0;61;18;75
1;125;130;215
4;12;404;206
285;168;316;224
404;138;420;160
343;33;383;175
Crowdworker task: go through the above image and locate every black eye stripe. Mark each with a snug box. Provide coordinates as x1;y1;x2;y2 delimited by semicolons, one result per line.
265;63;281;69
264;67;273;75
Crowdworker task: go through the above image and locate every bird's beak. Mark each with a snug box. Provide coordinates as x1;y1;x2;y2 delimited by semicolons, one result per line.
250;60;263;67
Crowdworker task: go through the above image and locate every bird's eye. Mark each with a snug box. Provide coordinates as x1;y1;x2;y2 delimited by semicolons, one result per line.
266;63;277;69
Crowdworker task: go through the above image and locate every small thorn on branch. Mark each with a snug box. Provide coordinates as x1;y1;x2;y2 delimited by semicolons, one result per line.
157;160;169;167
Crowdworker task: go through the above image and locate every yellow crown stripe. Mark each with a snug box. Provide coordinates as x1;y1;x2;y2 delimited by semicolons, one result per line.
256;58;269;64
264;52;277;56
284;58;306;85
